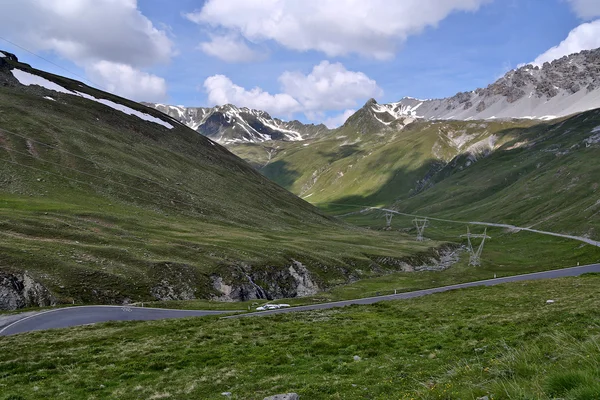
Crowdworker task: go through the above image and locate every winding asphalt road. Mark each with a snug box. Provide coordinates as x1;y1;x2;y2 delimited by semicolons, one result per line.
225;263;600;318
1;264;599;335
0;306;237;336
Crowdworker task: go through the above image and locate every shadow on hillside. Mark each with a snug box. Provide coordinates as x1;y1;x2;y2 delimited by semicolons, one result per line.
261;159;301;190
316;110;600;221
318;143;364;163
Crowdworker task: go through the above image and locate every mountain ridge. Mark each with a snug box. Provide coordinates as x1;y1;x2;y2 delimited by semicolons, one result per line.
148;47;600;144
352;48;600;127
145;102;329;144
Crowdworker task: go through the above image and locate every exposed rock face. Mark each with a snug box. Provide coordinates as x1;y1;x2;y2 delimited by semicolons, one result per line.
211;261;319;302
148;262;202;301
370;244;461;273
0;271;55;310
150;279;196;301
372;47;600;122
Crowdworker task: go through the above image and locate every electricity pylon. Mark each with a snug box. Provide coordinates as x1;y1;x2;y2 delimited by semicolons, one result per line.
384;211;394;228
461;227;491;266
413;218;429;241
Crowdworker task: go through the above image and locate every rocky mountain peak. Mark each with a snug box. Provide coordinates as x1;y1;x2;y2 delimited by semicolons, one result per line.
386;47;600;121
146;103;330;144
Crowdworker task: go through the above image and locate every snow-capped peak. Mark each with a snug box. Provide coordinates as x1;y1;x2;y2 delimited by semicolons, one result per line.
145;103;329;144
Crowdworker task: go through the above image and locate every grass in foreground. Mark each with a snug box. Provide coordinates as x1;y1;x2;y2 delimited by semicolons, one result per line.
2;275;600;399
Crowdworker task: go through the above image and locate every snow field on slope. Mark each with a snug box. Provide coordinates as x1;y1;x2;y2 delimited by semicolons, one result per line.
11;69;173;129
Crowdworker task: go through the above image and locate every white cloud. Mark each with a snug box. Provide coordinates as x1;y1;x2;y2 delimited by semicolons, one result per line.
567;0;600;19
199;34;263;63
203;61;381;120
86;61;168;102
0;0;174;67
533;19;600;65
324;109;356;129
204;75;301;116
280;61;382;112
186;0;489;59
0;0;173;100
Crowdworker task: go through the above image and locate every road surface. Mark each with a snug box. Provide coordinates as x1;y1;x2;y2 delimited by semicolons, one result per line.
2;264;599;334
225;263;600;318
0;306;237;336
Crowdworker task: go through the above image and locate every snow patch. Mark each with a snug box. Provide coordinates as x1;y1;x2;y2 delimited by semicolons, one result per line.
592;125;600;133
11;69;74;94
11;69;174;129
372;113;392;126
75;92;174;129
43;96;55;101
372;101;423;119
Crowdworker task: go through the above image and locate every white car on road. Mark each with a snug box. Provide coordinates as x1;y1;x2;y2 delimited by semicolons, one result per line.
256;304;291;311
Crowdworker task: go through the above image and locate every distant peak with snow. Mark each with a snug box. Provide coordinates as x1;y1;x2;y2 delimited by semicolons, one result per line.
145;103;330;144
385;47;600;122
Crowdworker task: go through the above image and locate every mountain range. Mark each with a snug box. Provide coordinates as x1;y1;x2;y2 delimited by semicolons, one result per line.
149;48;600;144
144;103;329;144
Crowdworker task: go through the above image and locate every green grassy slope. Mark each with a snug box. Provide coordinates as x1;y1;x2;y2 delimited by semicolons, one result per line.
395;110;600;236
228;107;600;238
2;274;600;399
0;54;435;307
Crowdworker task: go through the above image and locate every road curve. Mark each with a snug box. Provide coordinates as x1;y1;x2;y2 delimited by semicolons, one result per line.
225;263;600;319
2;264;599;334
0;306;237;336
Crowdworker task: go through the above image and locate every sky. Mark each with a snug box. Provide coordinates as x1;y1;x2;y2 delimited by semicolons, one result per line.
0;0;600;128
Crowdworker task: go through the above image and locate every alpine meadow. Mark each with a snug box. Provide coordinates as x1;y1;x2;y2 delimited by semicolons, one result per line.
1;1;600;399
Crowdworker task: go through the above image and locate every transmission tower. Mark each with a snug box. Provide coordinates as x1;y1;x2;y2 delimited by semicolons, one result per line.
461;227;491;266
384;211;394;229
412;218;429;241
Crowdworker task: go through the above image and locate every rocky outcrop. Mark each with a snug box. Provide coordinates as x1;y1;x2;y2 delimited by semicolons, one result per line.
0;271;55;310
211;260;319;302
150;279;196;301
369;244;461;273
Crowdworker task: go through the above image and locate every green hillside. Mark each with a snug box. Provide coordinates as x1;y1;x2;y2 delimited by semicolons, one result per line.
228;104;600;238
0;53;435;308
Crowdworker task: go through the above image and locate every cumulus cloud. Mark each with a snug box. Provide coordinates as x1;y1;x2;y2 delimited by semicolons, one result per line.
0;0;173;100
280;61;382;111
199;34;263;63
567;0;600;19
533;19;600;65
324;109;356;129
186;0;489;59
204;75;301;116
86;61;168;102
0;0;173;67
203;61;381;120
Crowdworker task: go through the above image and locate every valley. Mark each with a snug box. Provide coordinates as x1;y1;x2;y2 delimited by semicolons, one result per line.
1;9;600;397
0;52;440;310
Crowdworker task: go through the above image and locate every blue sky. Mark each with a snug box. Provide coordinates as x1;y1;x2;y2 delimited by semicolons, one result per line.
1;0;599;127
